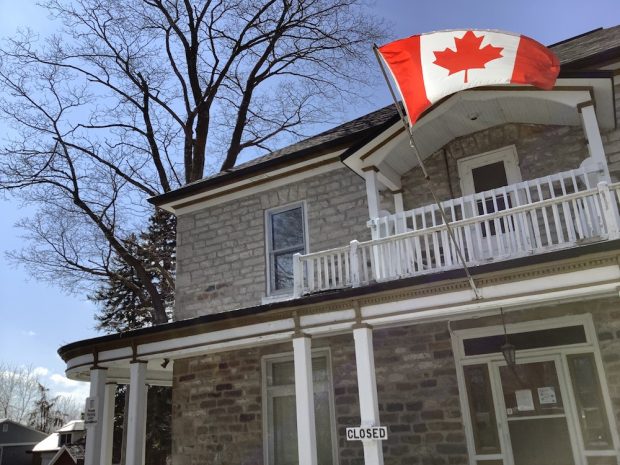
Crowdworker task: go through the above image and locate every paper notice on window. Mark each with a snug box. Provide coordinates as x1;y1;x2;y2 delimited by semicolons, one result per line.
537;386;557;405
515;389;535;411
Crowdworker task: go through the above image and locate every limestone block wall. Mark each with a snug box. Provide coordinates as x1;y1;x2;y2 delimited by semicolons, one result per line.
175;167;371;320
171;299;620;465
397;123;590;210
171;324;468;465
176;122;599;319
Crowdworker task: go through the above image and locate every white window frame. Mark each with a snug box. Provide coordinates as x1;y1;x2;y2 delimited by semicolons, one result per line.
264;201;309;297
451;314;620;465
457;145;522;196
261;348;339;465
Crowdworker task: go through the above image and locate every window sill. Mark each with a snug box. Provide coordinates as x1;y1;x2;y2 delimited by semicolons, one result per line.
261;293;296;305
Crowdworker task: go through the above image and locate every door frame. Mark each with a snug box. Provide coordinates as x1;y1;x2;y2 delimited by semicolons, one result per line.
451;314;620;465
457;145;523;259
457;145;522;196
490;353;582;465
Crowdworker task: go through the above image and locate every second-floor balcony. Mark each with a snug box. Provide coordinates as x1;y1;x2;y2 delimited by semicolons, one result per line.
292;77;618;298
293;166;620;297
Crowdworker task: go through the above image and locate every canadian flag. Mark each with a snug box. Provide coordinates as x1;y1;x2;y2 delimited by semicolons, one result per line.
378;30;560;126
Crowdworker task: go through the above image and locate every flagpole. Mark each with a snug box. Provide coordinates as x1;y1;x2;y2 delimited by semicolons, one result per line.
372;44;481;300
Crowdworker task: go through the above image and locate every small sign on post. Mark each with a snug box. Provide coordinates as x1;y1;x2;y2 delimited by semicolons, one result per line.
346;426;388;441
84;397;98;424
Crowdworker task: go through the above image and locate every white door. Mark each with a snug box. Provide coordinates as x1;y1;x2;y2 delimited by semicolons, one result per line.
490;355;582;465
458;146;523;259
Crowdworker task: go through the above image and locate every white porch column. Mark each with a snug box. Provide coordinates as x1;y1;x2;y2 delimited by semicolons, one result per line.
580;104;610;181
126;361;148;465
353;325;384;465
392;190;406;234
100;382;116;465
363;167;381;221
293;334;318;465
392;190;404;214
84;367;107;465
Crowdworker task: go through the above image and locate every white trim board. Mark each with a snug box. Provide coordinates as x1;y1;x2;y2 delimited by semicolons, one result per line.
167;153;346;214
63;261;620;382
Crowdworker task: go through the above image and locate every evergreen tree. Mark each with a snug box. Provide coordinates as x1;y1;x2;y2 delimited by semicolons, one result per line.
28;383;66;433
91;210;176;333
90;210;175;464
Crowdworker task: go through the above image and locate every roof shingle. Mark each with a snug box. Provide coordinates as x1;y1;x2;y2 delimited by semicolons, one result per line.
151;25;620;206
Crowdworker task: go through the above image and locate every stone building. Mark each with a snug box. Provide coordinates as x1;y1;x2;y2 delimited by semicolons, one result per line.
59;25;620;465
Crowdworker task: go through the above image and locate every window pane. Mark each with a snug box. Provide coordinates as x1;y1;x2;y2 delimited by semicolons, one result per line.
500;361;564;417
463;326;586;356
472;161;508;193
273;250;303;291
313;357;327;383
271;357;328;386
273;395;298;465
567;354;612;450
272;361;295;386
271;207;304;250
587;457;618;465
315;390;334;465
463;364;500;454
508;418;574;465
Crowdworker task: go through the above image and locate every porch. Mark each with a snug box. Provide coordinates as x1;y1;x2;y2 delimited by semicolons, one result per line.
293;169;620;297
59;244;620;465
293;76;619;298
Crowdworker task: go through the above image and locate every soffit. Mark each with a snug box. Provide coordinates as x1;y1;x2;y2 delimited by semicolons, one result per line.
345;77;615;187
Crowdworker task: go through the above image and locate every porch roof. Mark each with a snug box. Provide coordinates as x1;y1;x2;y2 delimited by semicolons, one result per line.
341;72;616;189
59;239;620;384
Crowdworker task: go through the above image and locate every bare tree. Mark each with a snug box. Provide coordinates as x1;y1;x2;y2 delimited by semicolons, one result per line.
0;0;386;325
52;394;84;423
0;363;42;424
0;363;84;429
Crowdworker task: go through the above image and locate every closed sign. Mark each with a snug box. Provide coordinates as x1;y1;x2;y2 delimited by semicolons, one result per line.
84;397;98;424
346;426;388;441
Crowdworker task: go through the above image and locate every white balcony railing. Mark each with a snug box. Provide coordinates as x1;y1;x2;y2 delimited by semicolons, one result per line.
293;169;620;297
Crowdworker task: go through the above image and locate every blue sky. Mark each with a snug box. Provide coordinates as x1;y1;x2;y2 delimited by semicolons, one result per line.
0;0;618;403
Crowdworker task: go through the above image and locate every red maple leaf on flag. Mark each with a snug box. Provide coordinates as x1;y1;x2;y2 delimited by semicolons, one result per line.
433;31;503;83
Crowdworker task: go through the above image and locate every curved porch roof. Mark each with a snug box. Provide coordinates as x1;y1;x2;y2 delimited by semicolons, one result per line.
342;73;616;191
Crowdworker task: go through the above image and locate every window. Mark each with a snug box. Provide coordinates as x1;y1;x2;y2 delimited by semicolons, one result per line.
458;145;522;197
1;423;7;433
266;203;307;294
263;352;337;465
567;354;612;450
59;433;72;446
463;365;500;454
454;316;619;465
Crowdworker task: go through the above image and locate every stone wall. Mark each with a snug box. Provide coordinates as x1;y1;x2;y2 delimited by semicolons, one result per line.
175;167;371;320
172;299;620;465
398;123;590;210
176;121;600;320
172;322;469;465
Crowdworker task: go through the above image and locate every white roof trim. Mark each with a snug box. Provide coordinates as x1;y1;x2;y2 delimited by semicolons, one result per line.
161;150;345;214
